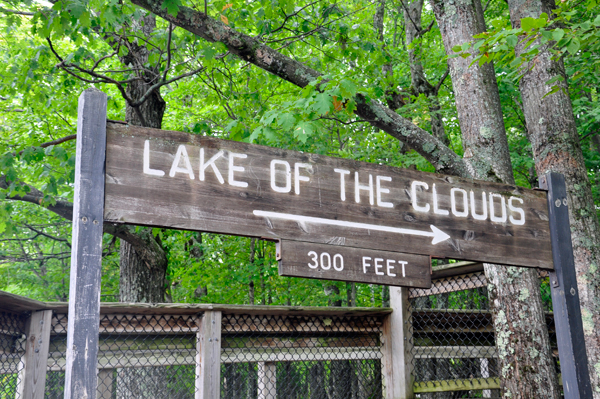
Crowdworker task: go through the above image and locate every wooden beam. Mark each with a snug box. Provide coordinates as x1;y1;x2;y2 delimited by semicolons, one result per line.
257;362;276;399
197;311;222;399
382;287;413;399
431;261;483;279
64;89;107;399
413;346;496;359
413;377;500;393
17;310;52;399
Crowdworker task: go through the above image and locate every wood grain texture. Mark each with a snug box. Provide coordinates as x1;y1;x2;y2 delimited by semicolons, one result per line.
197;311;222;399
65;89;107;399
382;287;414;399
278;240;431;288
104;122;553;268
18;310;52;399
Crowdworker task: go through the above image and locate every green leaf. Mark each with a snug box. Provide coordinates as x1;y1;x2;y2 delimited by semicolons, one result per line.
161;0;181;16
277;113;296;130
567;37;580;54
594;15;600;26
452;45;463;53
552;29;565;42
294;121;315;143
339;79;357;97
506;35;518;47
312;93;332;115
521;17;536;31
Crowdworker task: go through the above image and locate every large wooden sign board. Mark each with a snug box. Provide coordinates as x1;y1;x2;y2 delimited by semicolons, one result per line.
66;92;590;399
104;122;553;270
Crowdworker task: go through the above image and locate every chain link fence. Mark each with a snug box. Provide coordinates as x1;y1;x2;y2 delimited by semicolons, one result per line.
220;313;384;399
0;270;558;399
408;269;557;398
0;310;27;399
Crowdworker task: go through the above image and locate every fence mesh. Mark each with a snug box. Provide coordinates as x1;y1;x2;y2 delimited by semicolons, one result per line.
0;270;560;399
408;270;557;398
0;310;27;399
41;311;385;398
220;313;385;399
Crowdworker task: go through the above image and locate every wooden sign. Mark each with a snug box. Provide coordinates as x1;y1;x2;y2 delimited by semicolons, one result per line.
276;241;432;288
104;122;553;269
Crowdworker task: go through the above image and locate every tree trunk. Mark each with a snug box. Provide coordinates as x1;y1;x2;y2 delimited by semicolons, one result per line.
507;0;600;393
430;0;561;396
118;13;169;304
403;0;449;145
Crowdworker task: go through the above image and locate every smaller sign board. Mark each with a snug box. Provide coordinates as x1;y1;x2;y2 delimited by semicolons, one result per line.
277;241;432;288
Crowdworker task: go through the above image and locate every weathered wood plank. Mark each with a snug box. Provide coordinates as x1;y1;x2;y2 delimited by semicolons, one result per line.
413;378;500;393
278;240;431;288
41;302;393;317
431;261;483;279
18;310;53;399
64;89;108;399
104;122;553;269
197;311;221;399
382;287;413;399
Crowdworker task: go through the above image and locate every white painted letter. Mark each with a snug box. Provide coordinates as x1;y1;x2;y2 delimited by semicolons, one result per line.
386;259;397;277
334;169;350;201
433;184;449;215
411;181;430;213
199;149;224;183
374;258;384;275
362;257;372;274
170;145;195;179
399;261;407;277
355;173;374;205
144;140;165;176
508;197;526;225
451;188;468;217
228;152;248;188
270;160;291;193
489;193;507;223
376;176;394;208
294;163;312;195
470;191;488;221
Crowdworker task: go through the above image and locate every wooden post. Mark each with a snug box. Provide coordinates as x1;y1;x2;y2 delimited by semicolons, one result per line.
64;89;107;399
381;287;414;399
17;310;53;399
257;362;277;399
539;172;592;399
196;311;222;399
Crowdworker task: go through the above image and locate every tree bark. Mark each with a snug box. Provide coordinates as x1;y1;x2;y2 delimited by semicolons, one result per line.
117;13;169;304
507;0;600;393
403;0;449;145
430;0;561;396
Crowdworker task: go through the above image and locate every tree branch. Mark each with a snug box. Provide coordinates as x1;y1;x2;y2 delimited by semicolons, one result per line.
129;0;469;177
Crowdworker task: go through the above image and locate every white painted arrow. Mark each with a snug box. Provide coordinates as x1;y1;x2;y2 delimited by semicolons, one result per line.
253;210;451;245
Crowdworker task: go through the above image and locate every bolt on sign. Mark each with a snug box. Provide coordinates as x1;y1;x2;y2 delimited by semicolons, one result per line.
104;122;554;279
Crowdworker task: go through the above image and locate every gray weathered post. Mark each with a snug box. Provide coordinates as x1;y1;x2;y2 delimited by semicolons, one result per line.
381;287;414;399
64;89;107;399
18;310;53;399
539;172;592;399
